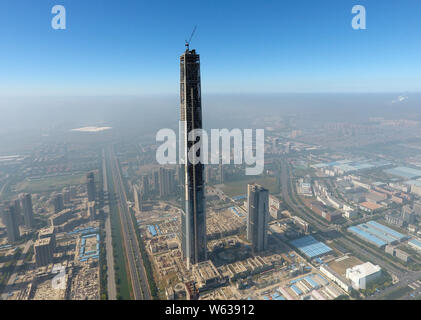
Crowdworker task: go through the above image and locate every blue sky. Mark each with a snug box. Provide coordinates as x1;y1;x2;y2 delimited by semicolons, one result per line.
0;0;420;95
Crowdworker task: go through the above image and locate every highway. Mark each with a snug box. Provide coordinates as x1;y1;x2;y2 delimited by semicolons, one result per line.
102;149;117;300
107;146;151;300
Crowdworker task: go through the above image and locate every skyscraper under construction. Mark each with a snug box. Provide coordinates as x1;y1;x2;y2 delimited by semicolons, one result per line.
180;47;206;268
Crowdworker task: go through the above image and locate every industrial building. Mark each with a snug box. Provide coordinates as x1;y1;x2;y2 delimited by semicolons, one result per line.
320;264;351;292
289;236;332;259
347;220;408;248
346;262;382;290
408;238;421;252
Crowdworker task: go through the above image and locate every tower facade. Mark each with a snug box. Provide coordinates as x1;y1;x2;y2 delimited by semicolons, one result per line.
21;193;34;228
247;184;269;253
180;48;206;268
4;204;20;243
87;172;96;202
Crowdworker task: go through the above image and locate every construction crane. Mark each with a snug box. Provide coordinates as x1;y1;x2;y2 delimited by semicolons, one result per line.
185;25;197;50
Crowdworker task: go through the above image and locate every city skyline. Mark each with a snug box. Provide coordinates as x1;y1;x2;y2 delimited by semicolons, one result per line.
1;0;421;305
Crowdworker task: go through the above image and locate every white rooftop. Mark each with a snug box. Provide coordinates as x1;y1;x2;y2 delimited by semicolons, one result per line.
346;262;381;278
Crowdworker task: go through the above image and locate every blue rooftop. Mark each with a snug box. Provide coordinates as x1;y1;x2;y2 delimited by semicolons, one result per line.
289;236;332;259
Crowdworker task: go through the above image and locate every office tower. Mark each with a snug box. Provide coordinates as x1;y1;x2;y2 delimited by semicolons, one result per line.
414;201;421;216
21;193;34;228
14;198;23;225
247;184;269;254
176;165;184;185
159;167;168;197
63;187;71;204
87;201;96;221
86;172;96;202
142;175;149;198
153;170;159;192
70;186;77;198
205;166;212;184
219;163;224;183
133;184;142;213
180;47;206;268
159;167;175;197
169;169;176;193
3;204;20;243
52;193;64;213
34;237;53;267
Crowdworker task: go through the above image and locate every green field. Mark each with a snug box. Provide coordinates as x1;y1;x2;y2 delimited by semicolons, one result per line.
15;174;86;193
221;176;278;197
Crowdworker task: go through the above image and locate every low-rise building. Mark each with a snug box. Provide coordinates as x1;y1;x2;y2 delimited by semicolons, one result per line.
320;265;351;292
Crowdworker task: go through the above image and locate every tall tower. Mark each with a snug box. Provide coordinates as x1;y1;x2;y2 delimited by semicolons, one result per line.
247;184;269;254
21;193;34;228
86;172;96;202
3;203;20;243
52;193;64;214
180;47;206;268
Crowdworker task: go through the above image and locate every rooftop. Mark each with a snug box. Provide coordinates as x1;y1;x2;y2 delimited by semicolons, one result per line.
346;262;381;278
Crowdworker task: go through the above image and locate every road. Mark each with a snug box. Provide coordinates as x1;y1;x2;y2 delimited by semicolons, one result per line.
102;148;117;300
107;146;151;300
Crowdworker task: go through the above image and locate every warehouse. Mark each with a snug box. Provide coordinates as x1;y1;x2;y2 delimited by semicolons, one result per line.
347;220;407;248
289;236;332;259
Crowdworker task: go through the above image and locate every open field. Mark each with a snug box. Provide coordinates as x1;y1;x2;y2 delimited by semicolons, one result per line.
221;176;278;197
14;174;86;193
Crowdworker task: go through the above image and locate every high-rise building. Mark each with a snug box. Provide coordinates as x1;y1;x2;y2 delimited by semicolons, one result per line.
142;175;149;198
180;47;206;268
86;172;96;202
52;193;64;214
176;165;184;185
153;170;159;193
63;187;71;204
39;226;56;250
14;198;23;225
3;204;20;243
159;167;175;197
21;193;34;228
414;201;421;216
247;184;269;254
133;184;142;213
87;201;96;221
205;166;212;184
34;237;54;267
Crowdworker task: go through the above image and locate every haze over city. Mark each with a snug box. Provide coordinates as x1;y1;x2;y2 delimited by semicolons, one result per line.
1;0;421;308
